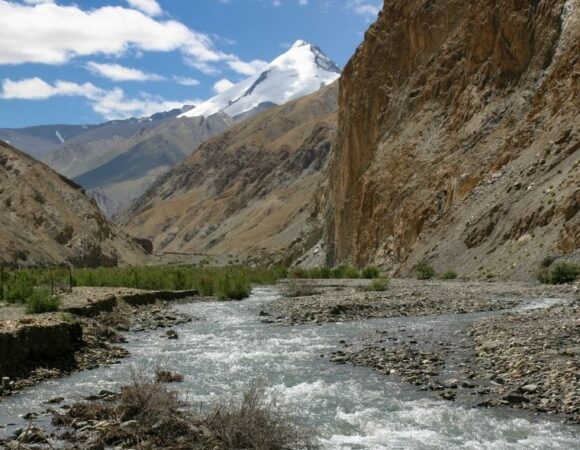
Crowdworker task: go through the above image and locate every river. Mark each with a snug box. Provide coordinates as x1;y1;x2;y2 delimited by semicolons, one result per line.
1;287;578;449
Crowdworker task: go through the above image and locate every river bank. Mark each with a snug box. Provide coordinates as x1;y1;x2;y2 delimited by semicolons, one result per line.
0;287;201;398
267;279;579;423
264;278;577;324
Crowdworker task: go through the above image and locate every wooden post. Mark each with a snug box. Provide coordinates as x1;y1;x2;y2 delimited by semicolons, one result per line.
68;265;73;293
50;269;55;296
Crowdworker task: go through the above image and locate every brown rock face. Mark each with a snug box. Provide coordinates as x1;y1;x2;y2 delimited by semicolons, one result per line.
0;141;146;267
122;83;338;262
328;0;579;278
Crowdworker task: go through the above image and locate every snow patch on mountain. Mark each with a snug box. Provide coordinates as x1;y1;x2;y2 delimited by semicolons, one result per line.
55;130;65;144
180;40;341;119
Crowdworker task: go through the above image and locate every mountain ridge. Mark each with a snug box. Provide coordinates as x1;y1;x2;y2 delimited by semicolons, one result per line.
0;140;146;267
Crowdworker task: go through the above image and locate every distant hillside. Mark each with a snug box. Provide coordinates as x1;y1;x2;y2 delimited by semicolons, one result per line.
121;82;339;264
0;140;146;267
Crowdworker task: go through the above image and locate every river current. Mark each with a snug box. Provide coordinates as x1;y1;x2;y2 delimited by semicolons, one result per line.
1;287;578;449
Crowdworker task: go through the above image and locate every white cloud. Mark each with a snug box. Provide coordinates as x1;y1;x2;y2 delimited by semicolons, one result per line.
1;77;197;120
213;78;234;94
126;0;162;17
1;77;100;100
86;62;164;81
0;1;220;66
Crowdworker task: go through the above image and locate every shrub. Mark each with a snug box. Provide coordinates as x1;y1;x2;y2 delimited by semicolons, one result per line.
539;262;580;284
51;374;311;450
367;278;390;291
415;263;435;280
195;271;215;296
331;265;360;279
25;288;61;314
440;271;457;280
205;383;311;450
306;267;330;279
536;269;551;284
215;271;251;300
361;266;380;279
5;270;36;303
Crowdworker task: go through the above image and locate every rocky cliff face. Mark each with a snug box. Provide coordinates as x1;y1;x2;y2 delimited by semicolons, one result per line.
328;0;579;279
0;141;146;267
122;83;338;263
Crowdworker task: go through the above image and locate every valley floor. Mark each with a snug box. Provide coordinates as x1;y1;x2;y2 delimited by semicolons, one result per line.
0;278;578;449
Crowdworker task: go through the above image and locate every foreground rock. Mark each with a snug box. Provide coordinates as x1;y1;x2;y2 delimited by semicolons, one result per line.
266;279;575;325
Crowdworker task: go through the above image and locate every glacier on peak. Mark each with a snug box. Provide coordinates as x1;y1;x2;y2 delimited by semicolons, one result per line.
179;40;341;119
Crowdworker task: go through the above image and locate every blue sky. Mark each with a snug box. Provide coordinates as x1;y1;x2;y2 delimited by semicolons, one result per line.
0;0;381;128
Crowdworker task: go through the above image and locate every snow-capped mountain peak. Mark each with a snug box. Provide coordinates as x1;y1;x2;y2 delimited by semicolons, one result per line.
180;40;341;119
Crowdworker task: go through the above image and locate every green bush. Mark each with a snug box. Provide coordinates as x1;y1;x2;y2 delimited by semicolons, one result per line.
215;271;251;301
539;262;580;284
5;271;36;303
440;271;457;280
195;271;215;296
25;288;61;314
415;263;435;280
2;266;289;303
536;269;551;284
361;266;380;279
331;265;360;279
367;278;390;291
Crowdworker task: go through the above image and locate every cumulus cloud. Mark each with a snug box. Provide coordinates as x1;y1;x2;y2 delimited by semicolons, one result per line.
126;0;162;16
0;0;253;72
1;77;197;120
213;78;234;94
86;62;164;82
1;77;100;100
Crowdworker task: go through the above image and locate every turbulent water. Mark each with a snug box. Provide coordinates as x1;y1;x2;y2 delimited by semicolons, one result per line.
1;287;578;449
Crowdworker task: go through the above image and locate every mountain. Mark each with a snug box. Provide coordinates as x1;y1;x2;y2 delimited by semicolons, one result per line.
42;106;194;178
326;0;579;279
0;124;99;159
0;107;194;168
180;40;341;119
72;113;233;217
0;140;146;267
121;82;338;263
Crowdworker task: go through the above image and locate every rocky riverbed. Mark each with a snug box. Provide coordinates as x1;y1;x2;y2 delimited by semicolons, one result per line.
264;278;576;324
295;280;579;423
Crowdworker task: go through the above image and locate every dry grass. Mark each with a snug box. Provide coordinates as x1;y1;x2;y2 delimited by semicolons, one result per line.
203;383;312;450
51;374;312;449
